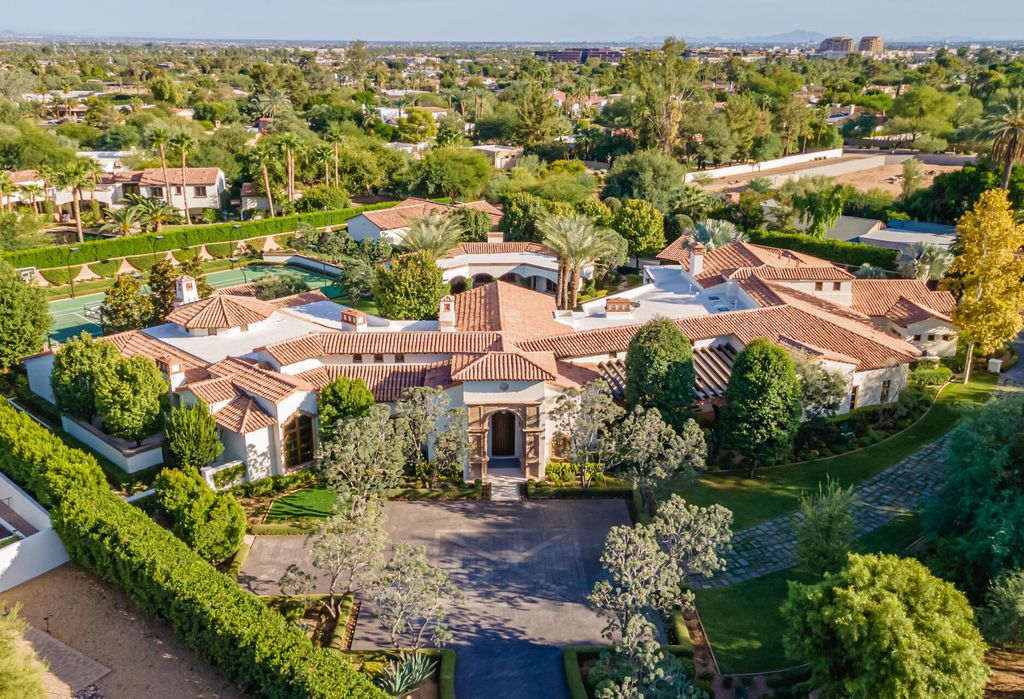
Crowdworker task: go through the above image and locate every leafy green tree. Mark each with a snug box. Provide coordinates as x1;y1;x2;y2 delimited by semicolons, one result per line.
602;150;686;213
889;86;958;142
94;355;166;444
980;568;1024;649
0;260;48;370
394;386;459;487
451;207;493;241
789;349;849;418
51;332;121;420
373;252;446;320
395;107;438;143
337;255;376;306
154;468;245;564
417;148;491;201
318;376;375;438
793;478;857;575
148;259;179;321
924;393;1024;597
0;601;47;699
625;318;696;432
720;338;802;475
165;400;223;470
612;199;666;267
99;274;154;333
782;554;989;699
511;81;567;148
550;381;623;487
498;191;552;242
590;616;706;699
0;210;49;251
253;272;309;300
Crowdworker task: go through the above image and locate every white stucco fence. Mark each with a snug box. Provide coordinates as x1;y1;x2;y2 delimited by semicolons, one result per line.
0;474;69;592
684;148;845;182
61;416;163;474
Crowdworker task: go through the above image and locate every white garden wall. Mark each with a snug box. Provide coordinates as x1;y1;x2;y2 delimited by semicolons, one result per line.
684;148;845;182
61;416;163;473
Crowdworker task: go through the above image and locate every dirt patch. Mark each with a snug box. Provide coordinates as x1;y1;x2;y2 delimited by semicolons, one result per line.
2;563;244;699
831;162;962;196
987;648;1024;698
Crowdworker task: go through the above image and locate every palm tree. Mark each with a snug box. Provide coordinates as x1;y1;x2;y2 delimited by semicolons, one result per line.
101;206;141;235
51;161;92;242
128;195;179;233
539;215;626;309
686;219;748;251
898;242;953;282
401;213;465;258
324;125;346;185
277;133;302;202
18;183;43;213
981;89;1024;190
147;126;174;207
249;144;276;218
0;172;15;212
169;132;197;222
312;144;334;186
251;90;292;119
855;263;889;279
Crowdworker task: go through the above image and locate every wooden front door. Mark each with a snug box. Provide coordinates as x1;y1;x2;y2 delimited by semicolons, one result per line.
490;412;516;457
283;413;315;470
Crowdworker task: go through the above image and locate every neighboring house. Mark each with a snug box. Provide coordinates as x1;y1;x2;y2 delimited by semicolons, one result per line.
0;170;47;209
346;197;502;244
25;240;953;485
436;231;582;293
385;141;432;159
76;150;135;174
857;219;957;253
825;215;885;242
472;144;523;171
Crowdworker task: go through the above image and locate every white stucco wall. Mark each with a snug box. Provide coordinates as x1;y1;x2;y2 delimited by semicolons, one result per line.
24;352;56;405
60;416;164;473
904;319;957;357
0;474;69;592
347;216;384;242
843;364;908;412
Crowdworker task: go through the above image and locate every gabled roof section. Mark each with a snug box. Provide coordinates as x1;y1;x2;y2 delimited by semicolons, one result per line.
297;363;448;402
104;329;205;373
206;356;315;403
450;352;557;382
851;279;955;325
357;197;502;232
213;396;277;433
452;281;571;338
657;240;848;287
260;331;503;367
166;295;277;330
441;242;553;258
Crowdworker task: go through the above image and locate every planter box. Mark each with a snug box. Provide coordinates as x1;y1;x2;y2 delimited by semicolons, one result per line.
61;416;163;474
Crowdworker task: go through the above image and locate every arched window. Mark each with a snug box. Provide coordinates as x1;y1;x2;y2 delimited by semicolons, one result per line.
283;413;315;469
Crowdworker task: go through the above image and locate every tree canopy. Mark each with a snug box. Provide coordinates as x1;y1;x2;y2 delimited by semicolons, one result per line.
625;318;696;431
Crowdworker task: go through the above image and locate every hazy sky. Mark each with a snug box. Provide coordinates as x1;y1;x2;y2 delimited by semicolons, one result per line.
5;0;1022;42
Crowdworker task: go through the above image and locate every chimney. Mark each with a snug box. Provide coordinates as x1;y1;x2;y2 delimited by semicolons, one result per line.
438;294;456;332
174;275;199;306
156;356;185;390
604;298;632;316
689;242;705;276
340;308;367;332
486;230;504;244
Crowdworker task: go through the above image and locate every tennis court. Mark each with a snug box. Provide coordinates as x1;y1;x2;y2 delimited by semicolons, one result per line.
48;264;339;342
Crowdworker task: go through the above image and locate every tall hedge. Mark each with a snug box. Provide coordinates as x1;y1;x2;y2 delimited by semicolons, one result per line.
0;403;385;699
3;201;402;271
747;230;899;270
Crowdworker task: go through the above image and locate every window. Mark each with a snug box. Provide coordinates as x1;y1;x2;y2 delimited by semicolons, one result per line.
927;334;936;341
173;186;183;195
150;186;163;198
353;354;363;363
880;380;891;404
942;334;952;341
373;354;384;363
913;334;922;341
849;386;859;410
194;186;207;197
814;282;824;291
832;282;841;291
395;353;405;363
283;413;315;469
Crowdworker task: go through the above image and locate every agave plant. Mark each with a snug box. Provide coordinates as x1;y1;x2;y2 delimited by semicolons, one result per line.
375;651;437;698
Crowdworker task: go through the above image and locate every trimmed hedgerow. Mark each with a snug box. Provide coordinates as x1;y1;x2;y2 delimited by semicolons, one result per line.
748;230;899;270
89;260;120;277
4;201;401;271
206;242;234;258
40;266;81;286
0;402;385;699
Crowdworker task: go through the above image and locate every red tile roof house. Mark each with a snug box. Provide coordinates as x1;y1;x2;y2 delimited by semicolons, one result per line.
23;241;955;485
346;197;502;245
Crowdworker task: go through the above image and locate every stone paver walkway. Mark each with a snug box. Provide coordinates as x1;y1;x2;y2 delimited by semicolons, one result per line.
25;627;110;694
488;465;524;502
693;435;951;589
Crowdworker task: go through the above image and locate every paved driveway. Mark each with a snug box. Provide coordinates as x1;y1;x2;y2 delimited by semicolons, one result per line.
241;499;631;699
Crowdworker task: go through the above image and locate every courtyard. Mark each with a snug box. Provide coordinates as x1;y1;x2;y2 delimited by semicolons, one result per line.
241;499;631;699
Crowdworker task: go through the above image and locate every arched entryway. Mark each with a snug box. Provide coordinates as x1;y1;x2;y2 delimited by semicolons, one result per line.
488;411;519;459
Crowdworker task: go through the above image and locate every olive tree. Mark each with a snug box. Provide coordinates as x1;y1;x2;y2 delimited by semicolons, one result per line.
550;381;623;487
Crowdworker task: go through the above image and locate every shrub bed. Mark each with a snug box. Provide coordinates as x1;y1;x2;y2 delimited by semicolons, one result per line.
562;644;705;699
748;230;899;270
0;402;385;699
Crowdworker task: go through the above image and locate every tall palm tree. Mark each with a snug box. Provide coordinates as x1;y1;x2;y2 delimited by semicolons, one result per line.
101;206;141;235
51;161;92;242
312;144;334;186
251;90;292;119
686;219;748;251
128;195;179;233
18;183;43;213
147;126;174;207
898;242;952;282
0;172;15;212
324;125;346;186
401;213;465;258
169;132;197;222
249;144;276;218
277;133;302;202
539;215;626;309
982;89;1024;190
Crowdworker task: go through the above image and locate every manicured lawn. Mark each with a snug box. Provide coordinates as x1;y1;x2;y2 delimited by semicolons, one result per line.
265;487;338;521
663;374;997;530
696;512;922;675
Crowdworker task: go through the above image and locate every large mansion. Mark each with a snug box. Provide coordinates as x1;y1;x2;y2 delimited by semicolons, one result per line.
25;240;956;485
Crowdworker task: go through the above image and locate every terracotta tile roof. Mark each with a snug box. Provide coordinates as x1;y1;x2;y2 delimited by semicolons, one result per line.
181;376;237;404
7;169;41;184
738;277;787;307
452;281;571;338
441;242;553;257
356;197;502;232
261;331;502;367
212;396;277;433
211;285;328;309
104;329;206;372
517;304;918;371
112;167;222;186
166;295;277;330
596;343;738;400
851;279;955;324
450;352;556;382
728;266;853;281
297;362;449;402
206;357;315;403
657;240;849;286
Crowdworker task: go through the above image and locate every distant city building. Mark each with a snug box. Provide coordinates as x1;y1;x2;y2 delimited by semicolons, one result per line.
818;36;857;55
859;36;885;54
533;48;624;64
